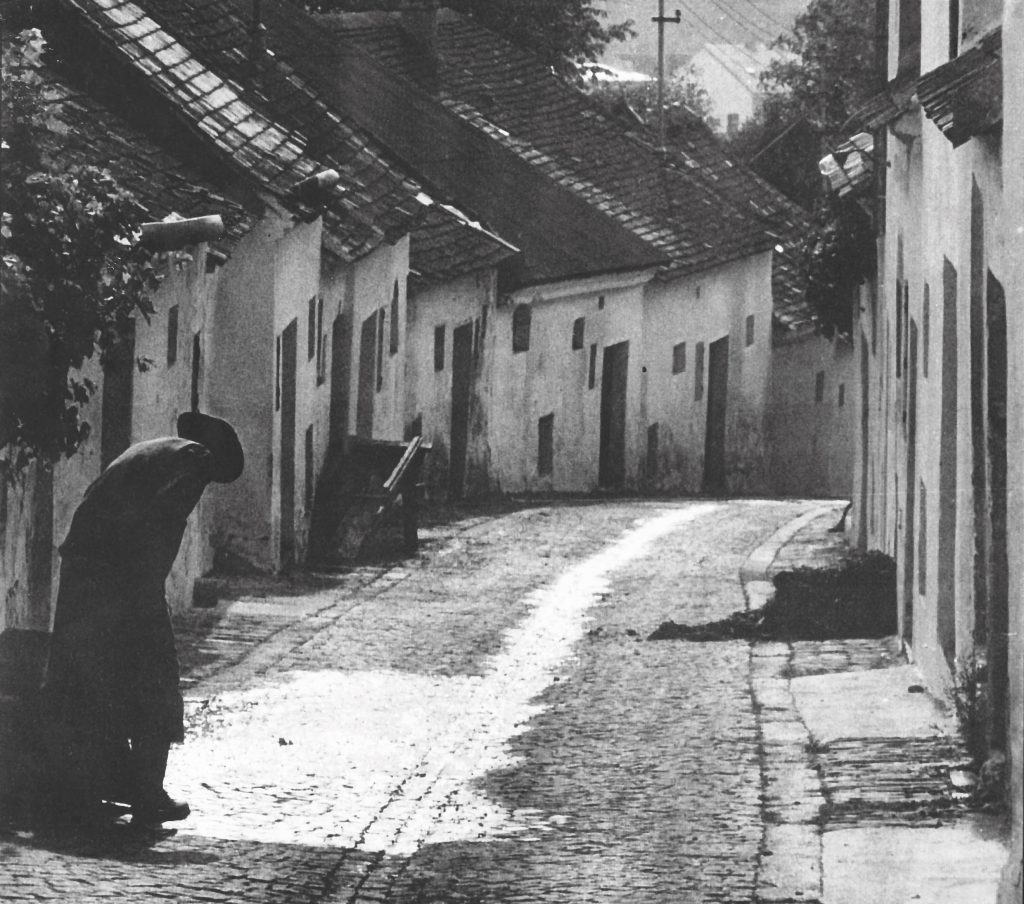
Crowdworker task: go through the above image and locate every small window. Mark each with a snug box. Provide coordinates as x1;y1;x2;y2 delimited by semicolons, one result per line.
646;423;659;478
672;342;686;374
597;295;605;310
537;413;554;476
305;425;314;510
390;280;400;355
167;305;179;366
815;371;825;403
726;113;740;137
694;342;705;401
308;296;317;360
588;344;597;389
512;304;531;353
838;383;846;407
376;308;385;391
434;324;446;372
572;317;585;350
745;314;755;347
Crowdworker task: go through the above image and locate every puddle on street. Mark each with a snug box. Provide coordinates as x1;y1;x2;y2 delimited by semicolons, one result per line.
168;504;719;853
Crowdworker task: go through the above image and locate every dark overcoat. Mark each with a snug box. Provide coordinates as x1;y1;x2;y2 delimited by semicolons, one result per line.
43;438;214;751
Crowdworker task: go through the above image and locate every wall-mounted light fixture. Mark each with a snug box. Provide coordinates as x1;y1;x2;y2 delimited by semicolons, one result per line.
140;214;224;251
290;169;341;205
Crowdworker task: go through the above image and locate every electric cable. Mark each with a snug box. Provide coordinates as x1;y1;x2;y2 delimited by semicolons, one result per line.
679;0;772;71
733;0;795;35
705;0;778;44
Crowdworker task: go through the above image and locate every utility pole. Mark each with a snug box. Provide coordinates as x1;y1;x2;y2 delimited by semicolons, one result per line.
652;2;681;149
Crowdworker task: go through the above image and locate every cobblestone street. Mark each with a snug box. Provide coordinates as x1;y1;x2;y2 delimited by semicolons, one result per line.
1;498;996;903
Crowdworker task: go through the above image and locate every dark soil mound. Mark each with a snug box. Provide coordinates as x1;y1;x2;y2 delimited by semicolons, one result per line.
650;551;897;642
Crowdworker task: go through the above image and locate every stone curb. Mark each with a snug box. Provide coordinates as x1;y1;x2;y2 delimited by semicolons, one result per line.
740;503;847;904
740;502;846;612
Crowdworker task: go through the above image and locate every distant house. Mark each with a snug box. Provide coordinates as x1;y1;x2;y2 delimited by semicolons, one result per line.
685;43;791;137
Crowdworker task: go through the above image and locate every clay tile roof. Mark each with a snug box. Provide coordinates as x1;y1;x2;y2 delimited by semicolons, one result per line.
917;27;1002;148
410;205;519;286
202;0;663;284
12;45;258;252
55;0;509;268
308;8;810;316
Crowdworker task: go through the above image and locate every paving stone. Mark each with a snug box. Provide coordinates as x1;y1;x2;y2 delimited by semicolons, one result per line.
0;500;838;904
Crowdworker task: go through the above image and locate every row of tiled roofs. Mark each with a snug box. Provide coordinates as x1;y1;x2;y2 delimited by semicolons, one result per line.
26;0;813;324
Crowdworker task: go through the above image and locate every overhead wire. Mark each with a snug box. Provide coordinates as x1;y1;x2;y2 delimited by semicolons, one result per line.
704;0;778;45
733;0;796;36
678;0;772;71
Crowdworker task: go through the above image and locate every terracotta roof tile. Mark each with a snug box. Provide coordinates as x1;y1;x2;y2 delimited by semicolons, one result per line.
8;44;259;254
52;0;510;271
917;27;1002;148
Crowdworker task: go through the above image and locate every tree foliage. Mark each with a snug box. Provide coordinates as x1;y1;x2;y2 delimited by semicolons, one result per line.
803;196;876;338
726;0;879;337
1;30;158;478
292;0;634;77
731;0;877;209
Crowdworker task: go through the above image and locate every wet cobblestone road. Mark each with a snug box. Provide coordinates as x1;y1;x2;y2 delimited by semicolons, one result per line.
1;499;817;903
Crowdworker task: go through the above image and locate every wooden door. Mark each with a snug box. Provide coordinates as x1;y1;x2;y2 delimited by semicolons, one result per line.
279;319;297;567
599;341;629;488
903;321;918;642
703;335;729;494
356;312;377;439
449;322;473;499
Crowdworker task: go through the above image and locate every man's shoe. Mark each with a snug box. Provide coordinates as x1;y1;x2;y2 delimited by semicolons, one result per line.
131;792;190;825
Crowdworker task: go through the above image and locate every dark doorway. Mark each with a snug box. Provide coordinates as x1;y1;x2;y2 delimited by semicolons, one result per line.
279;319;297;568
703;335;729;494
27;464;53;626
985;271;1008;750
859;331;870;549
101;319;136;470
449;322;473;499
599;341;629;488
356;312;377;439
938;258;958;665
902;320;918;642
329;312;352;445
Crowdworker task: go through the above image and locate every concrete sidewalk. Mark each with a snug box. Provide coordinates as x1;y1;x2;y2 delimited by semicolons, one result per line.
745;502;1009;904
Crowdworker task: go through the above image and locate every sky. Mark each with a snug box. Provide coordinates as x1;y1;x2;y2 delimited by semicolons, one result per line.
598;0;809;74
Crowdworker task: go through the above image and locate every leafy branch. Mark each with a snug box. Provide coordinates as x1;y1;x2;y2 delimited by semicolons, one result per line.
1;29;159;479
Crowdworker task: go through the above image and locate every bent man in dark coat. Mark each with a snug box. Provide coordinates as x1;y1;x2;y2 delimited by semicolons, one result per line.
42;412;243;825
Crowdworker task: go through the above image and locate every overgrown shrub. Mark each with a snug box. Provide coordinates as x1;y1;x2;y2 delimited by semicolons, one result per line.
1;29;158;479
649;551;897;641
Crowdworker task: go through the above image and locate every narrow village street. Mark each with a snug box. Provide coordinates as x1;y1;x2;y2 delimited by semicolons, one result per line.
5;497;1003;904
0;499;803;902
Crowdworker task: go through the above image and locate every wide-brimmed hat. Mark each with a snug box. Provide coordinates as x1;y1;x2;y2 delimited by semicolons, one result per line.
177;412;244;483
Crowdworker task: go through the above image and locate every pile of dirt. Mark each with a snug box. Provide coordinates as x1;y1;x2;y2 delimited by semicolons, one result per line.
649;551;897;642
